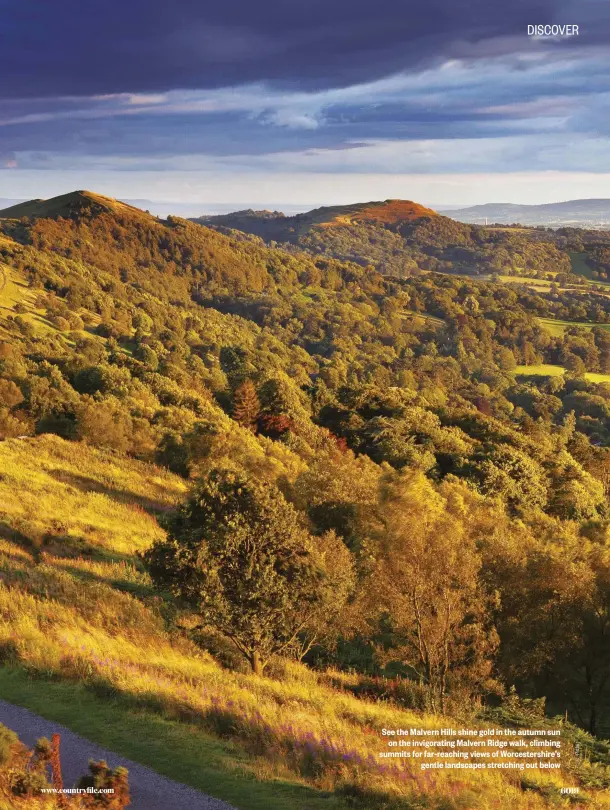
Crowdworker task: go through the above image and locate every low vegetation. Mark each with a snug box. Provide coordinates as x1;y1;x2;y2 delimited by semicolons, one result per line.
0;439;607;809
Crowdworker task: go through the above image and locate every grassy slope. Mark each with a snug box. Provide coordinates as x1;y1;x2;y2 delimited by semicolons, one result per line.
570;252;594;279
0;436;602;809
513;364;567;377
0;671;340;810
0;262;62;339
319;200;438;226
0;233;84;341
0;436;339;809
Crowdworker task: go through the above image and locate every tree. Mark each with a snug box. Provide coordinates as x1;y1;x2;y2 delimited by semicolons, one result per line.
487;527;610;735
0;379;23;409
370;471;498;712
143;469;351;675
467;444;548;513
232;379;260;432
134;344;159;371
463;294;480;314
75;396;132;453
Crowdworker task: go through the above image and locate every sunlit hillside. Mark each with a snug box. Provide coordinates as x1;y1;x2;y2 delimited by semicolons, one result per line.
0;436;606;810
0;192;609;808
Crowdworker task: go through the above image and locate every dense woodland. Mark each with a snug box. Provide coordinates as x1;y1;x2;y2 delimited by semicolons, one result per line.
1;193;609;749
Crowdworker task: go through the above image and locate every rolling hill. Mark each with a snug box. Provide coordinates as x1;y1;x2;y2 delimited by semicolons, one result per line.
195;198;571;278
194;198;438;242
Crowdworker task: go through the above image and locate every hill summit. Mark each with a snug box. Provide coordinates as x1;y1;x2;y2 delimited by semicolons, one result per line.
196;198;438;233
316;199;439;226
0;190;153;221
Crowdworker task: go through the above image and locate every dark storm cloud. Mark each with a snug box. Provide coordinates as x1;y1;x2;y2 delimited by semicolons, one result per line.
2;0;610;182
0;0;600;99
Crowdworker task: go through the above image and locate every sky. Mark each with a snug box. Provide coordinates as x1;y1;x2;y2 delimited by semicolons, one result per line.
2;0;610;210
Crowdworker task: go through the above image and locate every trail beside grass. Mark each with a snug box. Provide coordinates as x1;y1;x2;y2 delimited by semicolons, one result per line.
0;696;237;810
0;669;346;810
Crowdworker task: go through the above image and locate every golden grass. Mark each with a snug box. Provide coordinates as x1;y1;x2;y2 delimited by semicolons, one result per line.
584;372;610;384
315;200;438;229
0;434;185;557
0;436;606;809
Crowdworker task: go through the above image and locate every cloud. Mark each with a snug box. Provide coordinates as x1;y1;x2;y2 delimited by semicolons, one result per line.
1;0;610;200
1;0;606;99
0;152;17;169
2;50;609;168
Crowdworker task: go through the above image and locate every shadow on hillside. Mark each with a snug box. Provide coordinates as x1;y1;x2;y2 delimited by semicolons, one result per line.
0;519;143;571
0;520;32;547
46;540;140;567
47;469;175;515
53;560;154;598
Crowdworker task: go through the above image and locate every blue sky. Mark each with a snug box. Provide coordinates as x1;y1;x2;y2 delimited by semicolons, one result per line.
1;0;610;208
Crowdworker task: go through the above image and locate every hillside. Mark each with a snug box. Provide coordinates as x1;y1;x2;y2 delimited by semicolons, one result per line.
0;191;609;807
0;190;154;222
0;435;607;810
195;198;571;279
196;199;437;232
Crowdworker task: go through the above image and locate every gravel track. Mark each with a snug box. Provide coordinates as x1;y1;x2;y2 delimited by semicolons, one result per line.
0;698;237;810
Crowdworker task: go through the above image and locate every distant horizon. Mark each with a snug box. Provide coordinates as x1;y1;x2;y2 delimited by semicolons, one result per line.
6;169;610;211
5;191;610;220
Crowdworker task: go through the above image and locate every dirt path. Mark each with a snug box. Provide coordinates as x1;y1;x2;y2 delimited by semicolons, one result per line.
0;699;237;810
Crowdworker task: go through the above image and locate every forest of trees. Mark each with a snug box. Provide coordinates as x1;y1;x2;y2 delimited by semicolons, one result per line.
0;197;609;740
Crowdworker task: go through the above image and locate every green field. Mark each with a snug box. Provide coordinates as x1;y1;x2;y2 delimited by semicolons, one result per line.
569;251;603;282
403;310;445;326
584;372;610;383
513;364;566;377
513;364;610;383
538;316;610;336
568;251;610;290
496;274;555;291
